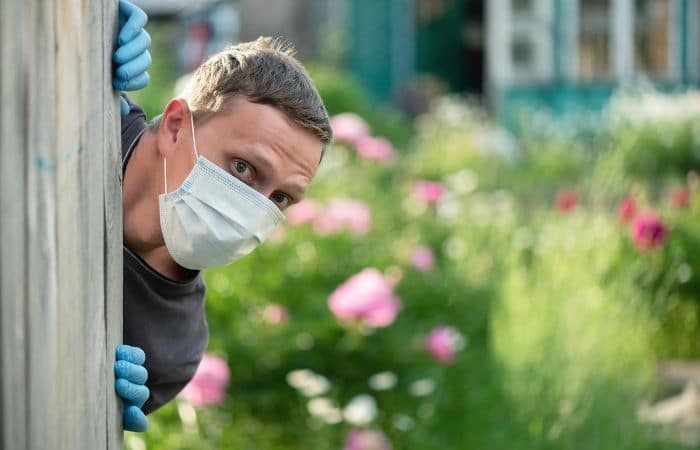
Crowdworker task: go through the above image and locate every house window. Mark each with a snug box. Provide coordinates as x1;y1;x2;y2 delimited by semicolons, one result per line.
691;0;700;81
634;0;671;78
511;34;535;72
513;0;534;16
578;0;612;80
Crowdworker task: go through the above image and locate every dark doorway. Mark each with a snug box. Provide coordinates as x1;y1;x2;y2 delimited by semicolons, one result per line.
415;0;485;95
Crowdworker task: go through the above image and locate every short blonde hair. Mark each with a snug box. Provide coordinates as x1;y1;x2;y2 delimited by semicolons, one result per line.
181;37;332;146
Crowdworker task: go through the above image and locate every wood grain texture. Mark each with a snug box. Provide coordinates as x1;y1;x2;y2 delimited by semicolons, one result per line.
0;0;29;448
1;0;122;448
102;0;125;447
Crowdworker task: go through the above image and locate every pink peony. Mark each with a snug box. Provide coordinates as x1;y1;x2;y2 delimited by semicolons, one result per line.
425;326;464;364
668;186;690;208
286;199;319;226
328;268;402;328
617;197;637;224
313;199;372;236
331;113;371;146
412;181;445;204
179;353;231;407
555;189;579;213
354;136;396;163
631;212;668;252
409;246;436;272
267;226;287;244
263;303;289;325
344;428;393;450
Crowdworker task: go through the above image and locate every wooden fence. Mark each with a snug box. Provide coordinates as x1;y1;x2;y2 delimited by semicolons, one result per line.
0;1;123;449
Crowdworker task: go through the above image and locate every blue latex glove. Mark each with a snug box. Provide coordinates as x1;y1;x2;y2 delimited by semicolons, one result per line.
114;344;150;432
114;0;152;116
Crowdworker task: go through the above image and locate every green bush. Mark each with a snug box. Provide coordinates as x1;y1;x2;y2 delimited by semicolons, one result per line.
308;64;413;149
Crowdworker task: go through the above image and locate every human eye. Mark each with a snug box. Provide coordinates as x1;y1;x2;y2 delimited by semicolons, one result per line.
271;192;291;209
231;159;256;184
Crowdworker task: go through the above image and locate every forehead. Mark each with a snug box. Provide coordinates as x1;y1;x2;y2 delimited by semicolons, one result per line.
203;98;322;165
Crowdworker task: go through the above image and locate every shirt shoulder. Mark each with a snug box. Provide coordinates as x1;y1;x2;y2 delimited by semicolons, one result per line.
120;93;148;170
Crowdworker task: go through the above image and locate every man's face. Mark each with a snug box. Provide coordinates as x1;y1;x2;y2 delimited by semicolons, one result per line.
164;97;323;211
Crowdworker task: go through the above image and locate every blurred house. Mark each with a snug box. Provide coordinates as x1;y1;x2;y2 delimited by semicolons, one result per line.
134;0;700;124
339;0;699;124
487;0;700;127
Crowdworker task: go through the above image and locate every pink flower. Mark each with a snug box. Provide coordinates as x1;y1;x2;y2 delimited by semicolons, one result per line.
409;246;435;272
617;197;637;224
179;353;231;407
286;199;319;226
331;113;371;146
344;428;393;450
354;136;396;163
631;212;668;252
425;326;464;364
328;268;402;328
555;189;579;213
313;199;372;236
668;186;690;208
267;226;287;244
412;181;445;204
263;303;289;325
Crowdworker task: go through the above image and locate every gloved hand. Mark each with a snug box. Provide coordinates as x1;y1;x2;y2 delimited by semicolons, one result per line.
114;344;150;432
114;0;152;116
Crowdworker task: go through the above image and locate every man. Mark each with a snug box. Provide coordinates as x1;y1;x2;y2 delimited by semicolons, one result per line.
112;1;332;432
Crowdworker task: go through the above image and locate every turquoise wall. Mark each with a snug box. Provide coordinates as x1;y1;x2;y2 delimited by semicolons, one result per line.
344;0;414;103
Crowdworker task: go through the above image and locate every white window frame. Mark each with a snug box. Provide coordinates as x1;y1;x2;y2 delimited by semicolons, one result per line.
687;0;700;81
486;0;555;86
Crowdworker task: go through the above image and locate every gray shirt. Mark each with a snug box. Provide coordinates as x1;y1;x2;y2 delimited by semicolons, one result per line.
121;95;208;414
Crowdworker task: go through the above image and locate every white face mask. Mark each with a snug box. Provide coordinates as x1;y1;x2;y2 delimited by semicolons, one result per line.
158;111;285;270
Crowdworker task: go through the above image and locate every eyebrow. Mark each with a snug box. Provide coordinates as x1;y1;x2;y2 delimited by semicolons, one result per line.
241;147;308;198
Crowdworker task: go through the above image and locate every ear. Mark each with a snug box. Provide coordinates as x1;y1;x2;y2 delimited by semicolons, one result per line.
156;98;191;158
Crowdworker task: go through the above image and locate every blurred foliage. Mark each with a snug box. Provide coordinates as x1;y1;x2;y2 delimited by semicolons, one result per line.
307;65;413;149
125;48;700;450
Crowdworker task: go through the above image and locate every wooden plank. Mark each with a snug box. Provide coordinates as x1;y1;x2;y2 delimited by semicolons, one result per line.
25;0;60;446
0;0;29;448
1;0;122;448
102;0;125;447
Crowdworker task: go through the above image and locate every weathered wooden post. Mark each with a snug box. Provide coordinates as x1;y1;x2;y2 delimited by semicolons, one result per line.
0;1;123;449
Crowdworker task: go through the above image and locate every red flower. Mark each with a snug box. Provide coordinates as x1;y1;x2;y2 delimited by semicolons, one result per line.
668;186;690;208
555;190;579;213
631;212;668;252
617;197;637;224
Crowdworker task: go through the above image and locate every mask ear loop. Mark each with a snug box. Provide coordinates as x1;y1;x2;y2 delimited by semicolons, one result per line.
190;111;200;159
163;152;168;194
163;110;200;195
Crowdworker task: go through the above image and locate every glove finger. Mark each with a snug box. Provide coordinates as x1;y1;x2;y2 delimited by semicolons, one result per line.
115;344;146;365
114;29;151;65
118;0;148;46
123;405;148;432
115;51;152;83
115;378;150;407
120;97;130;116
114;360;148;385
114;72;150;91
